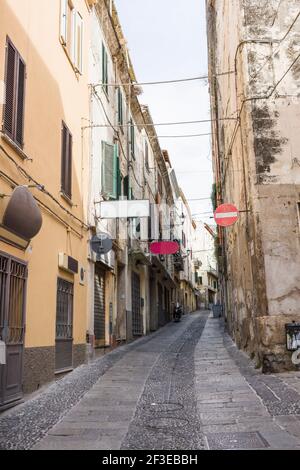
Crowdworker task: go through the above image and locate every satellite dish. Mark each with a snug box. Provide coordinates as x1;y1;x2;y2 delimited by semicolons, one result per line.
90;233;113;255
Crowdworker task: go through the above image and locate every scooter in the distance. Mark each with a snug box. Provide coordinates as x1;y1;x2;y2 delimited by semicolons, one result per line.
173;302;182;322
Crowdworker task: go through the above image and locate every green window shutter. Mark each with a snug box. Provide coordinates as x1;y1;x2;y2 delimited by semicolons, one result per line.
118;88;123;126
102;43;108;95
102;141;117;199
130;118;135;159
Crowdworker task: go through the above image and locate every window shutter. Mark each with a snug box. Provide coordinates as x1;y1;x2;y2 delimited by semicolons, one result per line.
67;133;72;198
73;12;83;73
102;43;108;95
102;142;116;199
61;123;72;199
4;41;16;138
60;0;68;45
15;57;25;147
130;118;135;159
117;88;123;126
115;144;122;199
71;9;77;66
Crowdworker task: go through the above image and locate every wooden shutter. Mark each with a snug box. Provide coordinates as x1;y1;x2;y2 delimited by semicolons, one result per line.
102;43;108;95
130;118;135;159
117;88;123;126
61;122;72;199
145;140;149;171
4;41;16;138
72;11;83;73
15;57;25;147
3;39;26;147
60;0;67;45
102;141;117;199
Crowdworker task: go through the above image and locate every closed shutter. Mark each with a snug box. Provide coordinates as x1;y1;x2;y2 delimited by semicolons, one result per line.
15;57;25;147
72;11;83;73
94;266;105;344
116;144;122;198
102;43;108;95
61;122;72;199
117;88;123;126
4;39;26;147
102;141;117;199
130;118;135;159
60;0;67;45
4;41;16;137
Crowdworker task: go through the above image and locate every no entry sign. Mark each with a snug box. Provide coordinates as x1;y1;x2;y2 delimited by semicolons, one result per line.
214;204;239;227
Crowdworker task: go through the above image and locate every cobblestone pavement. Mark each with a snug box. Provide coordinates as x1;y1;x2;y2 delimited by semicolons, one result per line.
0;317;196;450
2;311;300;450
34;311;209;450
197;317;300;450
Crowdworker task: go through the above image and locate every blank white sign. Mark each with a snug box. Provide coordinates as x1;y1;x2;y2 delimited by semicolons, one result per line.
100;200;150;219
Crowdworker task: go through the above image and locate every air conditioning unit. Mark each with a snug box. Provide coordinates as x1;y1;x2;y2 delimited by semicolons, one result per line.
58;253;79;275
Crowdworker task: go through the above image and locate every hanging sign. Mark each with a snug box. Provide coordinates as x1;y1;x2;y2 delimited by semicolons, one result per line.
214;204;239;227
150;241;180;255
90;233;113;255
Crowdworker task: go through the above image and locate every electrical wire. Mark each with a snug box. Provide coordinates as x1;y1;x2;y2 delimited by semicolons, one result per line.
91;70;235;88
82;117;237;130
157;133;212;139
0;144;88;230
92;87;144;190
249;9;300;84
222;49;300;183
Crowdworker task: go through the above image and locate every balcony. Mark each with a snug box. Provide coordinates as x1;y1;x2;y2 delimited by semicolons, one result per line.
129;239;151;266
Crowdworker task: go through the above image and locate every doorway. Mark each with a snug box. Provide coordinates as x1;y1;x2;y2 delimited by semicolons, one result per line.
0;252;27;410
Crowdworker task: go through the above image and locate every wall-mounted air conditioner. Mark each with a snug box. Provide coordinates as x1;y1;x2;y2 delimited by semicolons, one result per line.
58;253;79;275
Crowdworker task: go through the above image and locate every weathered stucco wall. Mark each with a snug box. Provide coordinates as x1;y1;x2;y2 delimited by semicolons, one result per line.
207;0;300;372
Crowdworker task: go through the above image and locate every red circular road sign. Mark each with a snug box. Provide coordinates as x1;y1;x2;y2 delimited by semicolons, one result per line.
214;203;239;227
150;241;180;255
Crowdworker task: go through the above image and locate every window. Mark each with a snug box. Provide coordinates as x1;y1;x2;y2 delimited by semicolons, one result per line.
102;142;120;200
117;87;123;127
182;231;186;248
72;12;83;73
130;118;135;159
157;172;163;195
145;140;149;172
102;43;108;96
60;0;83;73
56;278;73;340
3;38;26;148
61;122;72;199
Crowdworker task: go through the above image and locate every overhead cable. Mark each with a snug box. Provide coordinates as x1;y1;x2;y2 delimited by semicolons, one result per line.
91;70;235;88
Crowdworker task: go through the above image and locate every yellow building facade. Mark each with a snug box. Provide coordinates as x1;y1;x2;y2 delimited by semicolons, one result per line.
0;0;91;408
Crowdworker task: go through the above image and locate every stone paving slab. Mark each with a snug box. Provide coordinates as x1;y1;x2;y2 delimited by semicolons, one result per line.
195;316;300;450
34;314;206;450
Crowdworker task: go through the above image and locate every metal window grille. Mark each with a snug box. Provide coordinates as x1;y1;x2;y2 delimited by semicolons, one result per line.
0;253;27;345
56;278;73;340
132;272;142;336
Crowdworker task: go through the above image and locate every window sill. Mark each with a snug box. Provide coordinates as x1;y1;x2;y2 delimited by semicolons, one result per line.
60;191;74;207
0;131;29;161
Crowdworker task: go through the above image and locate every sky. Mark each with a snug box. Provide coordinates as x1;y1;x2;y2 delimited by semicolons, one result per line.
114;0;214;225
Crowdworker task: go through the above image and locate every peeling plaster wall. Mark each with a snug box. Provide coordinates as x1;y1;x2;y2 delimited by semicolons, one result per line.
207;0;300;372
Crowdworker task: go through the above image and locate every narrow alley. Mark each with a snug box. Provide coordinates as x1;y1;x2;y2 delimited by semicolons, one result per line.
1;312;300;451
